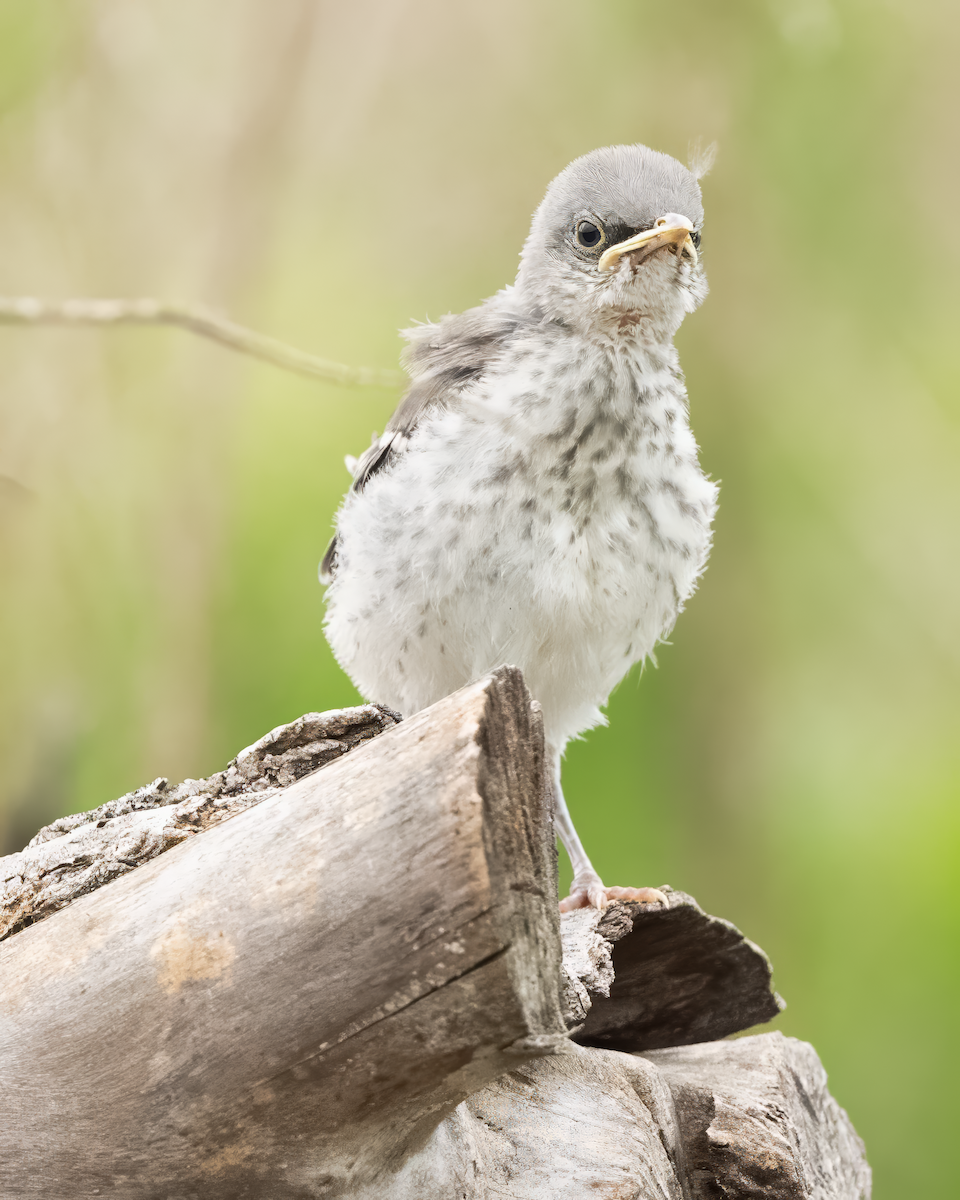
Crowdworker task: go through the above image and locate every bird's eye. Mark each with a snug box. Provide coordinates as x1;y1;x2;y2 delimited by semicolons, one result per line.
576;220;604;249
691;230;702;250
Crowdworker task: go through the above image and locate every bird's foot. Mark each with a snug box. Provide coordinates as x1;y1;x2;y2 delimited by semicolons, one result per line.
559;879;670;912
559;870;607;912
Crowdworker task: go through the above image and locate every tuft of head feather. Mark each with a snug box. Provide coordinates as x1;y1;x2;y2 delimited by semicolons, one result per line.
687;139;718;180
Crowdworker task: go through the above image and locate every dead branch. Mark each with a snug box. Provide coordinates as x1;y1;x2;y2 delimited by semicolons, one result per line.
0;296;406;389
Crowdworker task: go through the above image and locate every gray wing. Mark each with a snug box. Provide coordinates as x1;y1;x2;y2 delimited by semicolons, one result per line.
320;301;524;582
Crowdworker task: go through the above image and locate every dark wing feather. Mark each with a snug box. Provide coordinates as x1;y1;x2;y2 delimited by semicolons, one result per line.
320;301;525;582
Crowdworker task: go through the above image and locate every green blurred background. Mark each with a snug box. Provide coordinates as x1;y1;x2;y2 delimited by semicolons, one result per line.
1;0;957;1192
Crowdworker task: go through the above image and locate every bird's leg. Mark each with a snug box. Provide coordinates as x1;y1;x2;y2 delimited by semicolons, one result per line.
550;757;607;911
550;750;670;913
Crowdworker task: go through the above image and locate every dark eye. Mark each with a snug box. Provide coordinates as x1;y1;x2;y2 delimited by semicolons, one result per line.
691;230;702;250
576;220;604;249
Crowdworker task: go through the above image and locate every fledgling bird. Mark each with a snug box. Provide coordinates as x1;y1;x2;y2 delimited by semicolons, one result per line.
321;144;717;911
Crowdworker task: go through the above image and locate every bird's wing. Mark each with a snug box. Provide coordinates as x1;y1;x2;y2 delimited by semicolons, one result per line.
358;297;523;491
321;296;524;582
348;372;450;493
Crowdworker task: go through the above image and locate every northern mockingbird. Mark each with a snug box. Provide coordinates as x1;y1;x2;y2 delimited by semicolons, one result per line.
321;143;716;910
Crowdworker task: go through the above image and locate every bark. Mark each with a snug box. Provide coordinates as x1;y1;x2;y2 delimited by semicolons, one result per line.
0;703;401;942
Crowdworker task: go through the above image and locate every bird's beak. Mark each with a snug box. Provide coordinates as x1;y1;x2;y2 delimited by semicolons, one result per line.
598;212;698;273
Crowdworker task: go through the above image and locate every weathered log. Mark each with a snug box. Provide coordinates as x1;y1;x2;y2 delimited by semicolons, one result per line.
567;891;785;1049
0;668;566;1199
363;1033;871;1199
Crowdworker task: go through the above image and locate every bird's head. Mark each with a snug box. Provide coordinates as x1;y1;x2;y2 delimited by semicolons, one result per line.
515;144;707;340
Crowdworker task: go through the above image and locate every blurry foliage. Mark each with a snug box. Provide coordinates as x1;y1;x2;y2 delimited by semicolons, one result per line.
0;0;958;1194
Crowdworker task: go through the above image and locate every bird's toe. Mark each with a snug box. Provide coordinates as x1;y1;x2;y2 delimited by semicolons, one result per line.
560;883;670;912
604;885;669;908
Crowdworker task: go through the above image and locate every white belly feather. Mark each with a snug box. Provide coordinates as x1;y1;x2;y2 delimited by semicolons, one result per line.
324;334;717;750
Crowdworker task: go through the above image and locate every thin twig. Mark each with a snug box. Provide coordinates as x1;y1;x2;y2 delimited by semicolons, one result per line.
0;297;406;389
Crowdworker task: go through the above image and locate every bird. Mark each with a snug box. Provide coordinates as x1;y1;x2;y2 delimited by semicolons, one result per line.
320;143;717;911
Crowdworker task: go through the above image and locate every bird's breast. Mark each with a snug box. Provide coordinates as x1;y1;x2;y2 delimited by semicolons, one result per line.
479;338;716;562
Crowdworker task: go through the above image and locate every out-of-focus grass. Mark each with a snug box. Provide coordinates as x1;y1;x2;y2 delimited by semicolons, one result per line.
1;2;958;1194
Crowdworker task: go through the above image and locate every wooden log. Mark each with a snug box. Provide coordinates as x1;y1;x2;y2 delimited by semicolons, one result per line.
565;891;785;1049
360;1034;871;1199
0;667;566;1199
